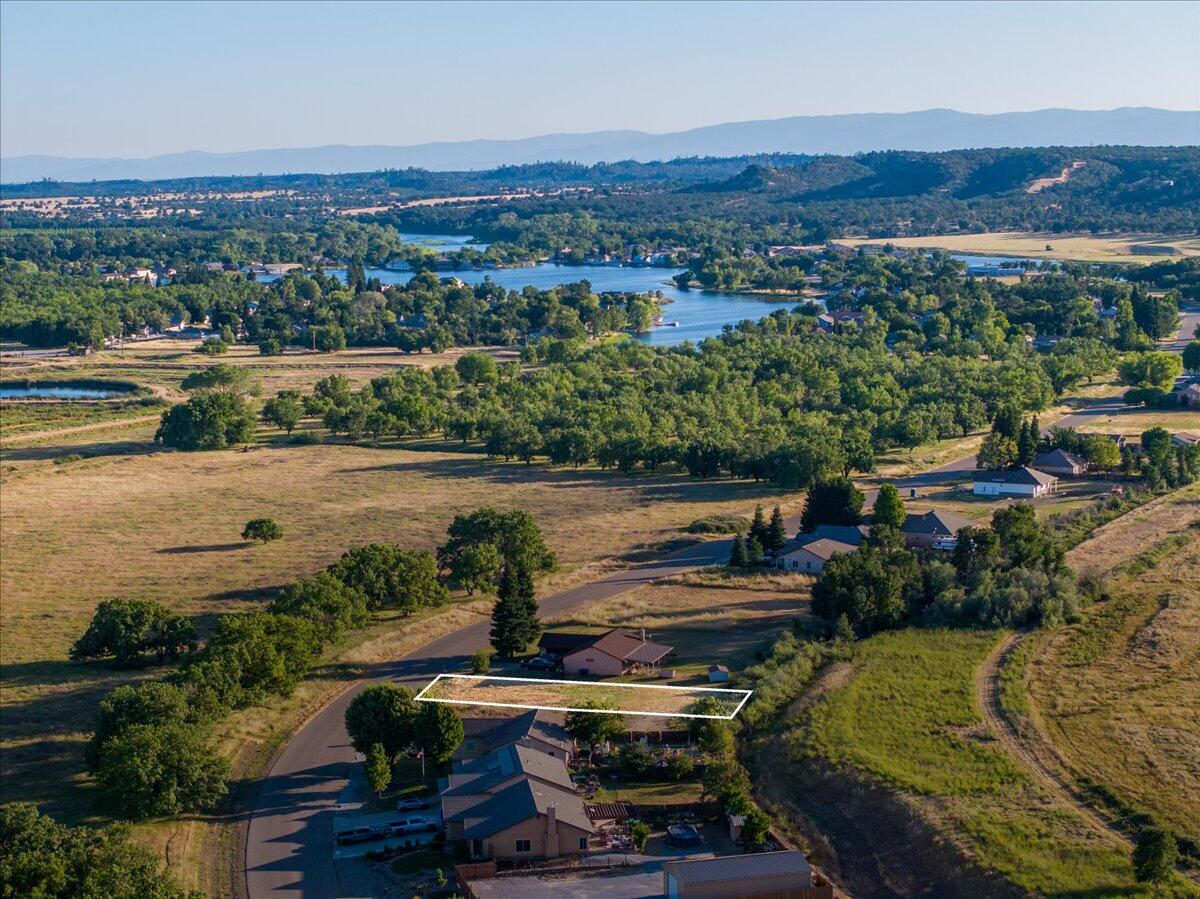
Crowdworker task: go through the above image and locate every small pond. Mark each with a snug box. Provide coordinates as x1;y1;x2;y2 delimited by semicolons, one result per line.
0;383;134;400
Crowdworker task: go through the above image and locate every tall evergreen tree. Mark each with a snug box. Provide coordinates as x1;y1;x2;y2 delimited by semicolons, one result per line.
765;505;788;553
748;505;768;547
489;562;541;658
746;535;765;566
1017;418;1037;467
729;534;748;568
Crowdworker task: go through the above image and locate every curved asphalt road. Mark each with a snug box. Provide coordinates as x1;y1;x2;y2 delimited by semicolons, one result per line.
244;309;1199;898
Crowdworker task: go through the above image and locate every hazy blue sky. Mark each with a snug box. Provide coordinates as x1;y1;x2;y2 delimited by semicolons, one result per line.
2;0;1197;158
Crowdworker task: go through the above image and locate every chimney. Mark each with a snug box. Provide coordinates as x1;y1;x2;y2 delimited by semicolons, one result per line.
640;628;646;642
546;804;559;857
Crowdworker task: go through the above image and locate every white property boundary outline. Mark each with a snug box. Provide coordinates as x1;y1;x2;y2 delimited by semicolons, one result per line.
414;673;753;720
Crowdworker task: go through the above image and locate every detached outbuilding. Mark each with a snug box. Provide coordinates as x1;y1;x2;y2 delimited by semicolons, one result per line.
663;850;830;898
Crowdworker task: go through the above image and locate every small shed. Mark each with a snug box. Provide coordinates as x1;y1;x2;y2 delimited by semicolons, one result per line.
708;665;730;683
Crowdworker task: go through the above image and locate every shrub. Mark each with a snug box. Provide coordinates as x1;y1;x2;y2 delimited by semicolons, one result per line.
470;648;493;674
1133;827;1178;883
685;514;749;535
630;821;651;852
242;517;283;543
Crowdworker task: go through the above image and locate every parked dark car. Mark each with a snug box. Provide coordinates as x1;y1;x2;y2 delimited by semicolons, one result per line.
521;656;556;670
396;796;436;812
335;826;384;845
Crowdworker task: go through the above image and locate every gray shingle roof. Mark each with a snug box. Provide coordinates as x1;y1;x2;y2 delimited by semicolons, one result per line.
461;710;573;756
779;524;866;560
460;777;593;839
902;510;972;536
664;850;812;885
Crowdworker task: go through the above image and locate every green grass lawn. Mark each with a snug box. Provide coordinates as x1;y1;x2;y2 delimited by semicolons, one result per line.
592;778;704;805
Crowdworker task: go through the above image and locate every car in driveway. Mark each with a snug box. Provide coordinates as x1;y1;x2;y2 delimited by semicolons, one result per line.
520;655;557;671
387;815;439;836
335;825;385;845
396;796;436;812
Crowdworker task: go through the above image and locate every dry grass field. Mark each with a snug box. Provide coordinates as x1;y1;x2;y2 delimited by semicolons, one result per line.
2;338;515;397
549;568;812;679
0;434;794;825
1030;525;1200;843
1066;484;1200;575
841;232;1200;264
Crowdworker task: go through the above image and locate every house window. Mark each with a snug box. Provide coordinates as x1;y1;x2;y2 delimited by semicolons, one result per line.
515;839;532;853
579;837;588;850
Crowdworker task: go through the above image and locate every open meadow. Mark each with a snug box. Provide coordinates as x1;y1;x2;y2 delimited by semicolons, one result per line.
0;434;795;813
841;232;1200;264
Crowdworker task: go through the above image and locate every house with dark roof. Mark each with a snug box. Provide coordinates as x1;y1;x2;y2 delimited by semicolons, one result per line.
900;509;973;550
663;850;826;898
453;710;573;764
972;466;1058;498
439;743;594;860
558;628;673;676
1034;448;1088;477
774;524;866;574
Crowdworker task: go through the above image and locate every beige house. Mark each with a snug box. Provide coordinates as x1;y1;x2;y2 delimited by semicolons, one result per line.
440;744;593;860
1033;448;1088;477
454;710;573;764
900;510;972;550
560;628;673;676
664;850;829;898
774;525;866;574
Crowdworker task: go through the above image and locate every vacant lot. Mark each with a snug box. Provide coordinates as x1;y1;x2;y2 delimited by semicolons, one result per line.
841;232;1200;264
0;437;792;824
420;675;747;718
549;568;811;679
1066;484;1200;575
1030;527;1200;844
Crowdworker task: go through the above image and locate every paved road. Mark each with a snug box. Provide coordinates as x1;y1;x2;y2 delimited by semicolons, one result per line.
244;310;1200;898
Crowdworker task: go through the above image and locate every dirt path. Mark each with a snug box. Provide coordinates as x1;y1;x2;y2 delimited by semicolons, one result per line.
0;414;161;445
976;632;1128;849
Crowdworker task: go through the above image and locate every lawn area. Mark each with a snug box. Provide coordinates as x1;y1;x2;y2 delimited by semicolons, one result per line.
592;778;704;805
1028;526;1200;845
790;628;1196;897
548;568;811;679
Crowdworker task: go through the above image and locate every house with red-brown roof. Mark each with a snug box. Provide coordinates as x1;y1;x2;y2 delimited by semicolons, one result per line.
556;628;673;676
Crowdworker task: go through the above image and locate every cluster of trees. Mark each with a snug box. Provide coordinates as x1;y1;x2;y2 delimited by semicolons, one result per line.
813;501;1085;636
282;316;1059;490
0;802;197;899
70;502;520;819
344;683;465;795
247;269;665;354
728;505;787;567
156;363;260;451
1119;350;1185;407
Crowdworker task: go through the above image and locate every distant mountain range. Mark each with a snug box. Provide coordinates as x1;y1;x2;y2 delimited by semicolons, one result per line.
3;107;1197;184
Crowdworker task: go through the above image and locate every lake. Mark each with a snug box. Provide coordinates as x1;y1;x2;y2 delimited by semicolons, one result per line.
357;234;812;346
0;384;131;400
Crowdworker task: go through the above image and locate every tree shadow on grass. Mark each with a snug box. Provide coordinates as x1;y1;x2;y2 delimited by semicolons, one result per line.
0;438;155;463
158;542;249;554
